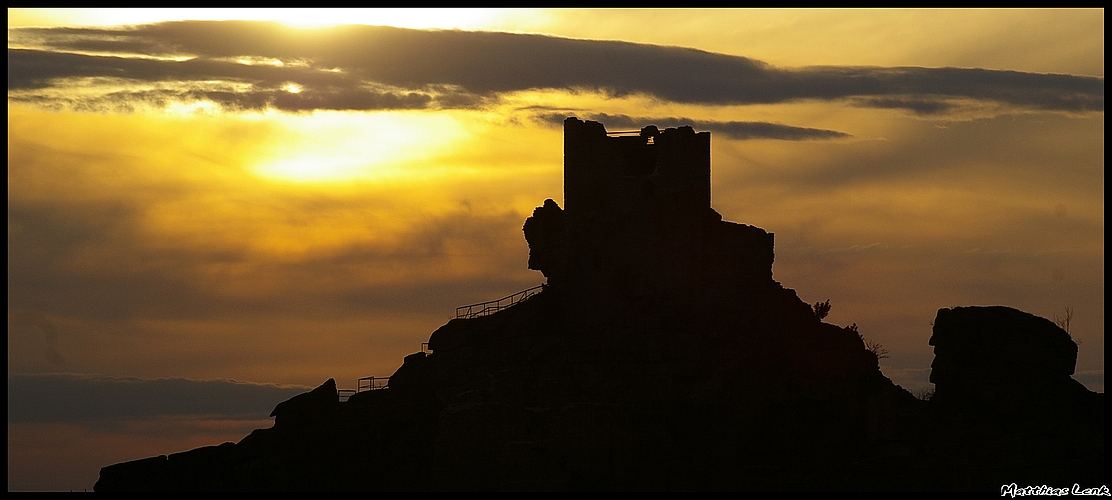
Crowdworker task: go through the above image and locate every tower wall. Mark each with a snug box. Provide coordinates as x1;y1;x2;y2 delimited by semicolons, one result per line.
563;117;710;219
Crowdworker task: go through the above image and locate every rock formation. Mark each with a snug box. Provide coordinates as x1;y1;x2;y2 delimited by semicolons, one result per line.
925;306;1104;483
95;118;1103;491
930;306;1091;418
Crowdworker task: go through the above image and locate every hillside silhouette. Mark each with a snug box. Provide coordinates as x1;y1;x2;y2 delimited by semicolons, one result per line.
94;118;1104;491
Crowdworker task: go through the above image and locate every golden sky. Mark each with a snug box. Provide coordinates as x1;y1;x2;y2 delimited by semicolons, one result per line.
7;8;1104;491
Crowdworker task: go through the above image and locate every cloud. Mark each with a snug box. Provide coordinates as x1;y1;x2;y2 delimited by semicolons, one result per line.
852;97;955;115
7;373;310;422
7;201;228;322
8;21;1104;114
6;49;445;112
8;312;66;367
7;197;534;322
530;111;851;140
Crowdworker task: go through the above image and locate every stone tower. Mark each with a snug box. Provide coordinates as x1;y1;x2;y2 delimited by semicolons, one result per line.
526;117;773;300
563;116;711;220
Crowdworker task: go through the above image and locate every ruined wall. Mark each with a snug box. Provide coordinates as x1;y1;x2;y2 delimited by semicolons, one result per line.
563;117;709;219
557;117;769;296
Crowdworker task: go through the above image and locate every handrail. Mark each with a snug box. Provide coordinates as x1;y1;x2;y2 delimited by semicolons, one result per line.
455;284;544;319
357;376;390;392
337;389;356;402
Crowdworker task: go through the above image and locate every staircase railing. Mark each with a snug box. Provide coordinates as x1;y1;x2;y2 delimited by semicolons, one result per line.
455;284;544;319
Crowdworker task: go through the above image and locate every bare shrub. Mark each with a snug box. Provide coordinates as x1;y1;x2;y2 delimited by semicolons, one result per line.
864;338;891;360
1053;307;1073;335
847;323;890;360
1053;307;1081;346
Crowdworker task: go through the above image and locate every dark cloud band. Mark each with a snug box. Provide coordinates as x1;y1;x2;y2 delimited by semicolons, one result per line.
532;111;851;140
8;21;1104;114
7;373;309;422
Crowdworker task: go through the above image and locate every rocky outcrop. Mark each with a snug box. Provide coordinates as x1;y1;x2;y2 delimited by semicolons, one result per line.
930;306;1095;419
95;119;1103;491
926;306;1104;483
269;378;339;428
522;198;566;281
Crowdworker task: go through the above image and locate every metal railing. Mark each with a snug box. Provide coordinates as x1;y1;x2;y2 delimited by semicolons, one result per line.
455;284;544;319
338;389;356;402
357;376;390;392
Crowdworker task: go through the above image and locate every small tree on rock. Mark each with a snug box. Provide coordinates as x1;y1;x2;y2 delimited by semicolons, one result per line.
813;299;831;320
1053;307;1080;346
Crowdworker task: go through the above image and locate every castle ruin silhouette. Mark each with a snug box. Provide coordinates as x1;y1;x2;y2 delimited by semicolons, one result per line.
95;117;1104;492
528;118;772;303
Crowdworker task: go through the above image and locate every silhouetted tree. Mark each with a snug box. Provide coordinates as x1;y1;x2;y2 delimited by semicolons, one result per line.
1053;306;1080;346
813;299;831;320
1053;306;1073;335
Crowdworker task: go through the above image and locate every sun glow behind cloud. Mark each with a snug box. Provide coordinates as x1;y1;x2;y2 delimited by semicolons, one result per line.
253;112;470;183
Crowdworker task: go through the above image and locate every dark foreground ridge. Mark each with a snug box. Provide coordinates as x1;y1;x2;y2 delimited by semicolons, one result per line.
95;118;1104;491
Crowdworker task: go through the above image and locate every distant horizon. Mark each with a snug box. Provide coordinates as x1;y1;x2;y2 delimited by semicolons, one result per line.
7;8;1104;491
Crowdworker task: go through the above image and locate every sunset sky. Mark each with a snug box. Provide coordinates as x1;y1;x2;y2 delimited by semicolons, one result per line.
7;8;1104;491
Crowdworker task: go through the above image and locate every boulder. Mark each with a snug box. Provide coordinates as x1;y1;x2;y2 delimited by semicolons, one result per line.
928;306;1088;418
